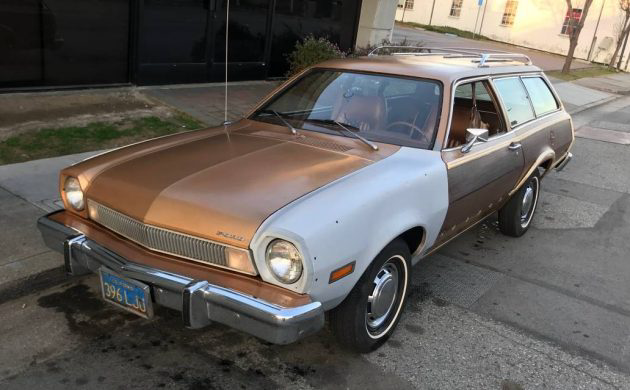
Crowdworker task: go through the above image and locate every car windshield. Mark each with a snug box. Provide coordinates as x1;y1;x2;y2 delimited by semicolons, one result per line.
251;70;442;149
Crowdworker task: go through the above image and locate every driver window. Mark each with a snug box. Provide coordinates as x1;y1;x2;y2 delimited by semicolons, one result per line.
446;81;506;149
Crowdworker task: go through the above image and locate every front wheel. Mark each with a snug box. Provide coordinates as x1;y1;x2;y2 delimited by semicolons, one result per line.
329;239;411;353
498;170;540;237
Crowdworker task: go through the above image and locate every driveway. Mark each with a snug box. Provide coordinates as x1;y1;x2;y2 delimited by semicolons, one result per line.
393;25;594;71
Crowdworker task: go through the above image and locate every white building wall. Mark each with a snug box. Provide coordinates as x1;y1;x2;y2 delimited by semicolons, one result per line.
356;0;400;47
395;0;629;70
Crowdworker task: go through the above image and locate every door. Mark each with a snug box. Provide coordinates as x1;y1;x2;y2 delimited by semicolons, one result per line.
137;0;213;84
209;0;272;81
1;0;129;88
435;79;526;246
137;0;272;84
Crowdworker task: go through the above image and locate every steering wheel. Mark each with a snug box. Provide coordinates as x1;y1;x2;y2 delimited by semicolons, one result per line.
385;121;430;145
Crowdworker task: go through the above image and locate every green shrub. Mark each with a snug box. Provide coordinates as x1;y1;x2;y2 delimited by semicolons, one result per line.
286;35;346;76
351;38;425;57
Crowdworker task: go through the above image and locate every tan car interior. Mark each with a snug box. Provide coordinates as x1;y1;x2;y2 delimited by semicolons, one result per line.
332;95;387;131
446;81;506;149
332;83;439;142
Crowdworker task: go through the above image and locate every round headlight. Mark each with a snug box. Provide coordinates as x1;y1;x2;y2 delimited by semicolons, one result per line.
265;239;303;284
64;176;84;211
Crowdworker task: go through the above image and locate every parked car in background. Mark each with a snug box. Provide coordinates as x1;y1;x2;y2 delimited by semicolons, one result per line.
38;47;573;352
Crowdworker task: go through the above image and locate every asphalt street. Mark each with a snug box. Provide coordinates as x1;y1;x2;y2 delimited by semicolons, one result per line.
1;93;630;389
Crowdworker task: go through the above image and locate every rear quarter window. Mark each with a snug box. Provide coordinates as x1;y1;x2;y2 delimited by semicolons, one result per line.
522;77;559;116
494;78;535;127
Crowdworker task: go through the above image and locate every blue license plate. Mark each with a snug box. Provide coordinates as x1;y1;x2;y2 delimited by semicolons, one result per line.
99;268;153;319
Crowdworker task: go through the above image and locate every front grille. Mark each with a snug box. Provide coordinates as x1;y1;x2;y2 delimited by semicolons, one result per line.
88;200;230;267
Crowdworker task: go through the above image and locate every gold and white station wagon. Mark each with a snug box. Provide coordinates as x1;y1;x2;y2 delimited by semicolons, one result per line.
39;47;573;352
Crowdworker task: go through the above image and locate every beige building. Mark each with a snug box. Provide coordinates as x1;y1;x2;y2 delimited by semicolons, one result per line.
357;0;400;47
395;0;630;71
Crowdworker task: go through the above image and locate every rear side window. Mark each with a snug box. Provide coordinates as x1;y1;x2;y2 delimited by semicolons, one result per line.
494;78;535;127
522;77;559;116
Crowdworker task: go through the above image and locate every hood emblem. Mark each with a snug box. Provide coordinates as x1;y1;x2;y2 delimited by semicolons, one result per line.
217;231;245;242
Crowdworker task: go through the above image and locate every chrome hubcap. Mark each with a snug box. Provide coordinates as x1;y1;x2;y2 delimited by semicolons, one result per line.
520;177;539;228
366;263;399;329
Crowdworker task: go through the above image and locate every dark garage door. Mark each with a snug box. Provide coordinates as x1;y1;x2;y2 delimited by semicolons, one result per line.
0;0;130;89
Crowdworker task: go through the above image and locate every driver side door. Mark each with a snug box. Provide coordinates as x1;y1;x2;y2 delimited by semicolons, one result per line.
433;78;526;247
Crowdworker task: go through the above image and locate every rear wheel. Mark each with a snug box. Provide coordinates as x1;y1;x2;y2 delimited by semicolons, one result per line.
329;239;410;353
498;170;540;237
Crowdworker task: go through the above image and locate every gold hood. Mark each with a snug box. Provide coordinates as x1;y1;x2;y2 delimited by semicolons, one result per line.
62;120;399;248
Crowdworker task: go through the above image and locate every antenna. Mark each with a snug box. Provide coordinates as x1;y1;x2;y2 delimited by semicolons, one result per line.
223;0;230;126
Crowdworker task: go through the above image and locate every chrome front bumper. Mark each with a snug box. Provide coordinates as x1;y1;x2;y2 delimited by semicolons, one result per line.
37;212;325;345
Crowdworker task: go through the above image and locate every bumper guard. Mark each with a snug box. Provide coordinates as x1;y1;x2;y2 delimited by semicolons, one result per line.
37;212;324;345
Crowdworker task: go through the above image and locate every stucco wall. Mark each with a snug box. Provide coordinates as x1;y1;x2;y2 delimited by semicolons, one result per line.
396;0;629;71
356;0;399;47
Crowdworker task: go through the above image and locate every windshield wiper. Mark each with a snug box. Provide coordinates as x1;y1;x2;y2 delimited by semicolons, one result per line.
304;118;378;151
258;109;297;135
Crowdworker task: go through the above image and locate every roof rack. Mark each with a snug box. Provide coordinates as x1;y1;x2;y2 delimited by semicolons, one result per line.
367;46;532;67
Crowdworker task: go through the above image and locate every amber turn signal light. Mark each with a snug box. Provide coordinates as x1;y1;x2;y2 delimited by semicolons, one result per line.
329;261;356;284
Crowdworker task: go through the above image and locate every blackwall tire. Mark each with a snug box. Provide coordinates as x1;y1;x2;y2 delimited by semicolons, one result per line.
499;170;541;237
329;239;411;353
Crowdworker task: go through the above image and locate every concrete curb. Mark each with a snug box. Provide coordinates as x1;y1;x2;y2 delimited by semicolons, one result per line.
567;95;621;115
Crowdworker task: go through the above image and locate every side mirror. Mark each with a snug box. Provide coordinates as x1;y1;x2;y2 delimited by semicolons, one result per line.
461;128;489;153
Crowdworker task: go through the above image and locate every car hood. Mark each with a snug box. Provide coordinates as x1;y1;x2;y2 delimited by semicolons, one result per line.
68;120;399;248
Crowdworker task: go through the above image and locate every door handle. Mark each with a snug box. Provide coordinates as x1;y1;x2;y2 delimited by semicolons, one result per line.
508;142;522;151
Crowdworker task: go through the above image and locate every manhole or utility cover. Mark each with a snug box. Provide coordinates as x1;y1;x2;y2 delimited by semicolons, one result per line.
413;254;504;308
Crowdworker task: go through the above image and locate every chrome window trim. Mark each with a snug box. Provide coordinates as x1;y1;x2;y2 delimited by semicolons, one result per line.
440;75;492;152
491;74;563;131
444;111;567;162
441;75;513;152
520;75;563;117
441;71;564;153
490;75;536;129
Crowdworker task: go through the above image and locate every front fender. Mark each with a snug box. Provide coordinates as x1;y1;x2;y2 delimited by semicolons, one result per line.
250;147;449;309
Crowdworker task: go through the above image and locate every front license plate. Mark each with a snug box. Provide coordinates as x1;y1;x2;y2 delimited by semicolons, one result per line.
99;268;153;319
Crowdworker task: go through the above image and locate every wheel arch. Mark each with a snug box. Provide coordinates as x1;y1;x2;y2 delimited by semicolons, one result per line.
509;149;555;196
396;225;427;258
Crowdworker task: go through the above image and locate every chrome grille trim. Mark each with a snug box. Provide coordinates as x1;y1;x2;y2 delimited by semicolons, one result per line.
87;200;254;273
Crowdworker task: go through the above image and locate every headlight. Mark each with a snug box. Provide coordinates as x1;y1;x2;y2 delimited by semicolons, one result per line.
63;176;84;211
265;239;303;284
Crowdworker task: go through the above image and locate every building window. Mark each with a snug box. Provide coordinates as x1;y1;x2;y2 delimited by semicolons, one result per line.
450;0;464;17
398;0;414;10
501;0;519;26
561;8;583;35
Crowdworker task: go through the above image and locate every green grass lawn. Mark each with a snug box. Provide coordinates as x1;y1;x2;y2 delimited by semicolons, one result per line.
545;67;618;81
396;21;491;41
0;114;204;165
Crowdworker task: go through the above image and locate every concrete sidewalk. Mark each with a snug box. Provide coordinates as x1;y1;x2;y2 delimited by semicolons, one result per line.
549;77;618;114
549;73;630;114
0;152;102;301
142;80;280;126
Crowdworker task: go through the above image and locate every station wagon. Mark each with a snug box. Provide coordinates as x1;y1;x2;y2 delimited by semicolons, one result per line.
38;47;573;352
